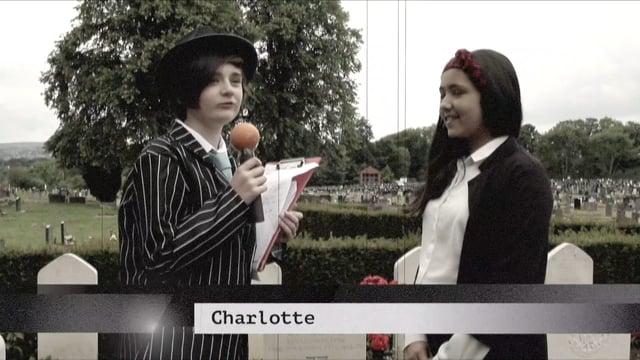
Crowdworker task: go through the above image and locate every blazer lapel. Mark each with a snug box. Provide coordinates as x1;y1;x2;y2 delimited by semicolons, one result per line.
467;137;519;216
460;137;521;282
168;121;231;185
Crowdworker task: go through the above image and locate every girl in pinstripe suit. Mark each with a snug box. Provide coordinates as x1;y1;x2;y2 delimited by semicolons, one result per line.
117;27;303;360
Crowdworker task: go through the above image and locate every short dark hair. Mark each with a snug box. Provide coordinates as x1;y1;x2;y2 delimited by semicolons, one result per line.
408;49;522;217
169;54;250;120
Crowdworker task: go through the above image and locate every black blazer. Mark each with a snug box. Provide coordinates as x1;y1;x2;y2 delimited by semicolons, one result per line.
118;121;254;359
428;137;552;360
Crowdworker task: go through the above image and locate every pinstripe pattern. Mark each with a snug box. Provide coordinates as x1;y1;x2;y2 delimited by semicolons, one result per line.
118;121;253;359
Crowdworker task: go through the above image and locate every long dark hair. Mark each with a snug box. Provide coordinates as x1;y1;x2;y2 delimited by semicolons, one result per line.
408;49;522;217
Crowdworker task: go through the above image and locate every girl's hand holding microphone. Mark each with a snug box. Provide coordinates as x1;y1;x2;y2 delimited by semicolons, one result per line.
231;157;266;204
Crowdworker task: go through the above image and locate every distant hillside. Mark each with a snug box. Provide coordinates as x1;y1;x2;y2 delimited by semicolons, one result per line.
0;142;50;160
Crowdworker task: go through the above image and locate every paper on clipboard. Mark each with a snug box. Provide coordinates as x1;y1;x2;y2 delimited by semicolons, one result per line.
252;157;320;273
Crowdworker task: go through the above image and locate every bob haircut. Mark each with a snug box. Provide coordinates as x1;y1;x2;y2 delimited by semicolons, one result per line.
409;49;522;217
169;54;250;120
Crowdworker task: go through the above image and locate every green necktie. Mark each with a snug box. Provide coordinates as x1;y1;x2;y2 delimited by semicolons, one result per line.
208;151;233;181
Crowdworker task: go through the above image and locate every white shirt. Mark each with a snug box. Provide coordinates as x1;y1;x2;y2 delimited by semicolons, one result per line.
175;119;228;154
405;136;508;360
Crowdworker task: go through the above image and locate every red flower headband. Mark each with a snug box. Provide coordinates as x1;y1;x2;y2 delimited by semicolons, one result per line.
443;49;487;89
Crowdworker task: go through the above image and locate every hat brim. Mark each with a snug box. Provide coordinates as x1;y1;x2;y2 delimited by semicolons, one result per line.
156;33;258;96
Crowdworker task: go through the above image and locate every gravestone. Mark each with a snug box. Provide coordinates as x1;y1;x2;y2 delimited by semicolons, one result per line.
0;334;5;360
263;335;364;360
394;247;422;360
605;203;612;217
574;198;581;210
249;264;365;360
37;253;98;360
545;243;630;360
616;204;626;223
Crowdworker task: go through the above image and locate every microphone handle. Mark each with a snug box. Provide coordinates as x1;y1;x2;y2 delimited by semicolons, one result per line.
251;194;264;223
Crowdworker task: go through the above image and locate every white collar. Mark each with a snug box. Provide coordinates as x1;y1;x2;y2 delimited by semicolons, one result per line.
467;135;508;164
175;119;227;154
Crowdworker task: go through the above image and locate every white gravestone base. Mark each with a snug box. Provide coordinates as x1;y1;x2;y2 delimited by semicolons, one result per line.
248;263;365;360
0;334;5;360
545;243;630;360
37;253;98;360
264;334;365;360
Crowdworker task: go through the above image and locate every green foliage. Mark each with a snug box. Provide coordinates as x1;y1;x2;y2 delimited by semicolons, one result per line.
3;230;640;290
536;117;640;178
380;165;395;182
241;0;364;185
41;0;251;197
42;0;366;188
28;159;64;189
297;204;420;239
297;203;640;239
518;123;540;154
371;126;435;180
8;167;44;190
0;332;37;360
0;201;118;250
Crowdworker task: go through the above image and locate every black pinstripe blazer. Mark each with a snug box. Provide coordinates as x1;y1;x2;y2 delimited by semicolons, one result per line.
118;120;254;359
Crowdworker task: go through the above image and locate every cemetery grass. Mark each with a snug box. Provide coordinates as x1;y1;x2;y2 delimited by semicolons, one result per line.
2;199;639;251
0;199;118;251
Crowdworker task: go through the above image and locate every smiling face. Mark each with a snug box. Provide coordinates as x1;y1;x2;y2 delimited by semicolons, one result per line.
191;62;244;127
439;68;492;152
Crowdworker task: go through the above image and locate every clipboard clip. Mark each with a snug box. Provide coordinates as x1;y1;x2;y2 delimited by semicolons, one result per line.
276;157;305;170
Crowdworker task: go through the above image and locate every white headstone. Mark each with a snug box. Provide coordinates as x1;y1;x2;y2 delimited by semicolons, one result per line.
394;247;422;359
0;334;5;360
263;334;365;360
545;243;630;360
37;253;98;360
248;263;365;360
394;247;421;285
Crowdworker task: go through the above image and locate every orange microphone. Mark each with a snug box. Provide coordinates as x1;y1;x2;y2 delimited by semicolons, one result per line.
230;122;264;223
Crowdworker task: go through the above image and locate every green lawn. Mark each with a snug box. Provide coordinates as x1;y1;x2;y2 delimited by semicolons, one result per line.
0;200;118;250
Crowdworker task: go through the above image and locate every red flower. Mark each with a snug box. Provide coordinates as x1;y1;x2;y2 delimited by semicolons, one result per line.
360;275;388;285
368;334;390;352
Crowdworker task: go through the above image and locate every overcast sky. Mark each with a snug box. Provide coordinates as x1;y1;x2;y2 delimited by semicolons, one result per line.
1;1;639;143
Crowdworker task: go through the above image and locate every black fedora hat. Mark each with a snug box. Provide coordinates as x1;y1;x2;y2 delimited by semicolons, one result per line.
156;27;258;96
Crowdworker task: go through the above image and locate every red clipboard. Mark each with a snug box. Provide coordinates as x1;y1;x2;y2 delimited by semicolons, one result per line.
256;157;321;271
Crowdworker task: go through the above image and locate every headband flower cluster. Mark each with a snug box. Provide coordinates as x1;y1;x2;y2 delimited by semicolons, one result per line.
443;49;487;89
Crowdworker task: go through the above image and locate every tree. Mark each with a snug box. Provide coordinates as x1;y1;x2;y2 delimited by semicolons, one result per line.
8;167;44;190
42;1;251;200
43;0;363;189
242;0;361;160
537;120;590;178
518;123;540;154
380;165;394;183
370;126;434;180
29;159;64;189
590;125;637;177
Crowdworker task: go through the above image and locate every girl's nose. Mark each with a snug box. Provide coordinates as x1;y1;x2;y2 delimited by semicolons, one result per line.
440;96;452;111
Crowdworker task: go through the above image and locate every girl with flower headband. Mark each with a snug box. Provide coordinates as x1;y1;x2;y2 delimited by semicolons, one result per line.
404;49;552;360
